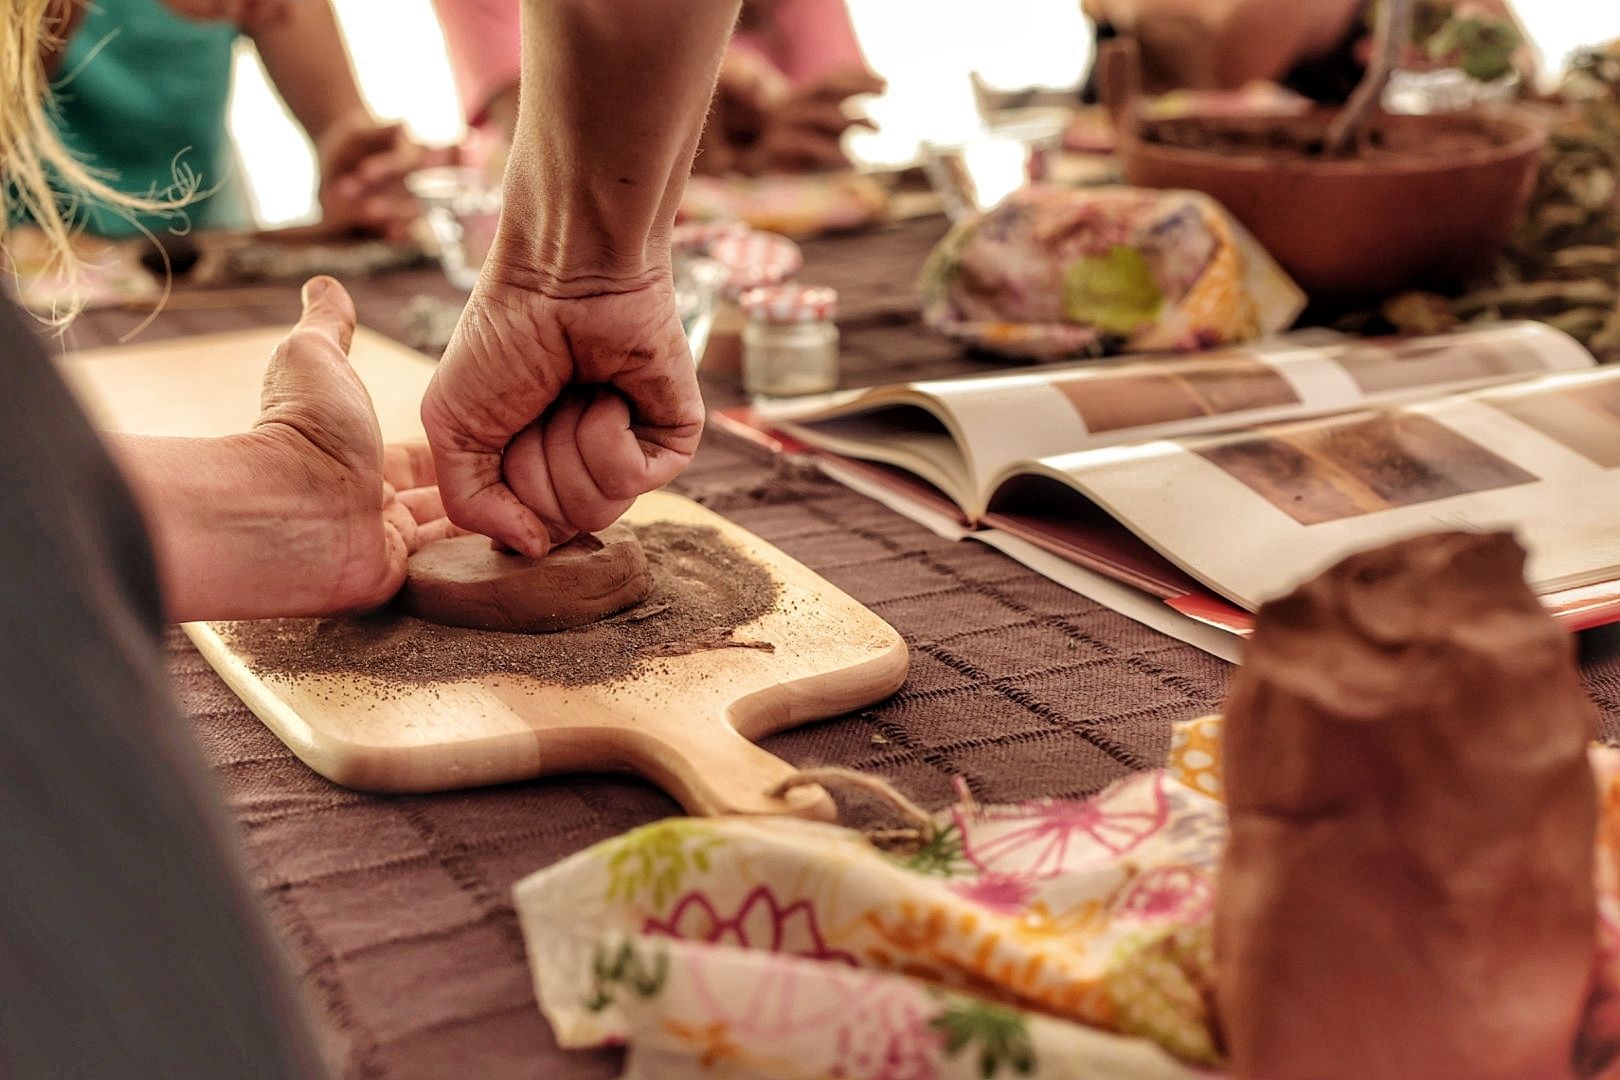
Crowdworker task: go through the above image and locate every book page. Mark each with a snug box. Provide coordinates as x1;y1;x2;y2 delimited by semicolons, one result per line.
1030;367;1620;610
766;322;1593;517
776;387;1084;512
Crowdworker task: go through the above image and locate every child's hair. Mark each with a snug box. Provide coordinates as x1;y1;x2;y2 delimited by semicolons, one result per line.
5;1;194;320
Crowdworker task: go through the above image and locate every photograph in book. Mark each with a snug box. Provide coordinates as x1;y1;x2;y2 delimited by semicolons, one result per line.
1330;332;1575;395
1195;412;1538;526
752;321;1595;520
1484;374;1620;467
1051;353;1300;433
1044;366;1620;612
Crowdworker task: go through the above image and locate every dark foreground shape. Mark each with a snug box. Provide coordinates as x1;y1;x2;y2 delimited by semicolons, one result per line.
1217;531;1596;1080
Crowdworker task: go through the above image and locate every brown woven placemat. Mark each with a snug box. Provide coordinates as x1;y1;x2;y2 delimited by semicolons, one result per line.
163;432;1232;1078
76;216;1620;1077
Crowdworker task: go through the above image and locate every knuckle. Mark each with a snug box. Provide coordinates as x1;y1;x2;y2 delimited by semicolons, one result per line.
597;474;646;501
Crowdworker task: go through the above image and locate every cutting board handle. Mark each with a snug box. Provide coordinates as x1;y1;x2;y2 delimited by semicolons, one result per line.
622;718;836;821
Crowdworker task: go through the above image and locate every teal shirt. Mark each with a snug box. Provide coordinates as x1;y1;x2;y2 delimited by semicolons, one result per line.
43;0;248;237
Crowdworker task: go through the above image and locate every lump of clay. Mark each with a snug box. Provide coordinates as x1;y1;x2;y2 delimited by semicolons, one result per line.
1216;531;1597;1080
401;523;651;634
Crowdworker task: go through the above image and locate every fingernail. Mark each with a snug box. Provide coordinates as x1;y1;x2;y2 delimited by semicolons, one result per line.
302;277;328;305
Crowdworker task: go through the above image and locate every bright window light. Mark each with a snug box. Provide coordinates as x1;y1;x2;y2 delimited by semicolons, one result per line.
227;0;1620;228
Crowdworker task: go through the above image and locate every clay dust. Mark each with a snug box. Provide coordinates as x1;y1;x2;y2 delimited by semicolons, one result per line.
220;522;779;689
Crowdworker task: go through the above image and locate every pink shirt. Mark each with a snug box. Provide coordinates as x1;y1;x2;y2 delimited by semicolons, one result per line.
730;0;867;86
432;0;866;127
431;0;523;128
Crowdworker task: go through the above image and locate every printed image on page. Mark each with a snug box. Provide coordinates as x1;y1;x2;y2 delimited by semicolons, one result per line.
757;321;1592;518
1032;366;1620;611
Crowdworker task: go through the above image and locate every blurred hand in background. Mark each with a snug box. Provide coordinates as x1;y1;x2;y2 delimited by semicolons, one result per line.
697;52;884;175
315;113;458;243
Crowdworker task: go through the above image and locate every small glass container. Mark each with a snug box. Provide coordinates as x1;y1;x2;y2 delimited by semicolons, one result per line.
740;284;839;398
702;230;804;380
672;252;725;366
406;165;502;290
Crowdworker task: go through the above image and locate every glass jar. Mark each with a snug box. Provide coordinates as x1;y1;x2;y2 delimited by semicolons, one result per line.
702;230;804;380
672;252;725;366
406;165;502;291
740;285;839;398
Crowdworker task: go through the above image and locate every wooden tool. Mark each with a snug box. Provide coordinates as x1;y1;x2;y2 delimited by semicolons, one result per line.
60;326;910;820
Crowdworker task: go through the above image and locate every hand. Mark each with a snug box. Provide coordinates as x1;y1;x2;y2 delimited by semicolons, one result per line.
117;276;465;622
249;276;464;614
421;269;704;558
315;112;456;244
697;53;884;176
744;68;885;174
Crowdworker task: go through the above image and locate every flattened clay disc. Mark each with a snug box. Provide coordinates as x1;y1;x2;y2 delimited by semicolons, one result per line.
401;523;651;633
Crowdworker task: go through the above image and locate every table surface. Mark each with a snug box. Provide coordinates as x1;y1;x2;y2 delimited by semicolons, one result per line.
67;216;1620;1079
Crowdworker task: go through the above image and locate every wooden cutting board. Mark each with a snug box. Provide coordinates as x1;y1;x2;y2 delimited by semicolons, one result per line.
60;326;910;819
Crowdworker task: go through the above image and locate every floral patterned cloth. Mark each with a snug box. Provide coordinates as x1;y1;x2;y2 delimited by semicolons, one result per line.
917;185;1303;363
515;716;1620;1078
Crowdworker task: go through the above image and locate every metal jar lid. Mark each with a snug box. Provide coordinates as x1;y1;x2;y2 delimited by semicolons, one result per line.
740;283;838;323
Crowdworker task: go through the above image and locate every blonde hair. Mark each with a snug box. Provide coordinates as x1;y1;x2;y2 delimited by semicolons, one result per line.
6;0;195;320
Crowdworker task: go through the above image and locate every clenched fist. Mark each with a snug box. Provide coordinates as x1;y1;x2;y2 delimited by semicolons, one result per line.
422;268;704;558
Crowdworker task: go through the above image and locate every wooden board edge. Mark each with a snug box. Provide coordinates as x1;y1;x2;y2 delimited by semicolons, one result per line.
63;323;430;366
724;620;910;742
179;491;914;799
184;622;548;793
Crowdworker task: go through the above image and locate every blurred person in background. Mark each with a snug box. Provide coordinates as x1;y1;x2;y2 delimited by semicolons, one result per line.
29;0;451;241
1080;0;1532;104
4;0;736;1071
434;0;884;175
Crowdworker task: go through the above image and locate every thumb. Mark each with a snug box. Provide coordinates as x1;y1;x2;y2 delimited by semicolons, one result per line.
296;275;356;354
255;276;380;465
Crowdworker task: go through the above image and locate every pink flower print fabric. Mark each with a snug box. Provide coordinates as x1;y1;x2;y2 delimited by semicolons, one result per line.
516;775;1222;1076
956;773;1171;878
643;885;859;966
515;721;1620;1077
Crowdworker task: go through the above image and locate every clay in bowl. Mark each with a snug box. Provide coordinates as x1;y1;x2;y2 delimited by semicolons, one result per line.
1121;108;1546;298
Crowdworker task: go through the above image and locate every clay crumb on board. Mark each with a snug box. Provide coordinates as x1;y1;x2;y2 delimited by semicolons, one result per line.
219;522;780;689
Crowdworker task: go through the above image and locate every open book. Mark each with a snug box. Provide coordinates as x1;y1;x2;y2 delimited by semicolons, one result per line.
716;322;1620;638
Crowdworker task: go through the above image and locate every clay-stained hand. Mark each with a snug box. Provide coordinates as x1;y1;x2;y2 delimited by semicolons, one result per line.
421;270;704;558
745;68;885;174
698;56;884;176
252;276;465;613
315;113;456;244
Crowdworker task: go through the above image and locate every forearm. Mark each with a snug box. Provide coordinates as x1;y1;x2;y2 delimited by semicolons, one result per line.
249;0;369;142
111;432;347;623
493;0;741;293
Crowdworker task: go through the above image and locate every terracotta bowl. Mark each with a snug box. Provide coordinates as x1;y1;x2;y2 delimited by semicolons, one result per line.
1120;108;1546;298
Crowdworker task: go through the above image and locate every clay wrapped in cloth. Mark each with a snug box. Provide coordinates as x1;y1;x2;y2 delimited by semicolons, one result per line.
918;184;1303;362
